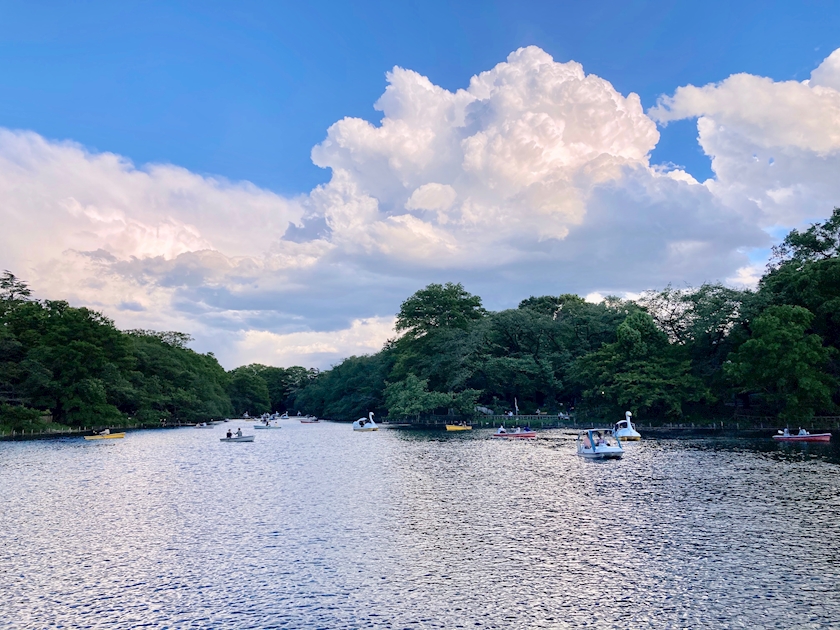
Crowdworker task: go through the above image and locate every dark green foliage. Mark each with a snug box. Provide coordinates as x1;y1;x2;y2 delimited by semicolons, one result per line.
395;282;486;340
573;311;711;417
227;364;271;416
0;273;234;431
293;353;392;419
725;306;835;419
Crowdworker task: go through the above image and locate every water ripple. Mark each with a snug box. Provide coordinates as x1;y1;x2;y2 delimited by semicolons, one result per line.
1;424;839;628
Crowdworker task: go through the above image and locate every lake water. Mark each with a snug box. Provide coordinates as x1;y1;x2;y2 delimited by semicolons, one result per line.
1;422;839;628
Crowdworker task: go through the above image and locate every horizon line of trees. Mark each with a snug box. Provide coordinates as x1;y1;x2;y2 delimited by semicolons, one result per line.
2;208;839;432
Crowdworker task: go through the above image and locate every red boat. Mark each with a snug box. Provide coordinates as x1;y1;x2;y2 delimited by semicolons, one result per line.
773;429;831;443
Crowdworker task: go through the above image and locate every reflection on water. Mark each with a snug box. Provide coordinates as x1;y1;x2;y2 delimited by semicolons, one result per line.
1;424;838;628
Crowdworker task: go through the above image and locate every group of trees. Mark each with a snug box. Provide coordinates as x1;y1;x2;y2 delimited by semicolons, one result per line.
0;273;312;433
291;210;840;422
3;209;838;431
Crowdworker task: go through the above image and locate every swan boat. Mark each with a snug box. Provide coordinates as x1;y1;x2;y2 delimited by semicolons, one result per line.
492;426;536;439
576;429;624;459
773;429;831;443
614;411;641;441
84;431;125;440
353;412;378;432
220;435;255;442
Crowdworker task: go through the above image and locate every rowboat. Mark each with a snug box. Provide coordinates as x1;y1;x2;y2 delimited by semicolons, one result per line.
492;426;536;439
84;432;125;440
446;424;472;431
773;429;831;443
577;429;624;459
220;435;255;442
300;417;320;423
253;424;282;429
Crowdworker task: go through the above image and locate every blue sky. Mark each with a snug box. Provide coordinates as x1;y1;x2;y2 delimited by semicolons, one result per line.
2;0;838;192
2;1;840;368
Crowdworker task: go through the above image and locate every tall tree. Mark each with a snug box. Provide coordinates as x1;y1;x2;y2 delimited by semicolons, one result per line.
395;282;486;340
573;311;710;417
725;305;835;419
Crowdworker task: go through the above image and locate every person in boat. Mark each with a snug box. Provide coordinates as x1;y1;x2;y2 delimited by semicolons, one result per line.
524;425;532;432
497;425;507;434
226;429;232;439
798;428;808;436
98;428;110;436
782;428;790;436
236;428;243;437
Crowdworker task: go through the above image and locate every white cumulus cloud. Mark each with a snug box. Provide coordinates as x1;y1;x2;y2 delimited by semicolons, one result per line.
7;45;838;368
650;48;840;226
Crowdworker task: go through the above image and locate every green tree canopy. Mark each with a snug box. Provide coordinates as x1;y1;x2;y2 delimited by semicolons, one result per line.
725;305;835;419
395;282;486;340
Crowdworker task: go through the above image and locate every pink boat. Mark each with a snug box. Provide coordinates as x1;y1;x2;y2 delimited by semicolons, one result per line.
492;427;536;439
773;429;831;443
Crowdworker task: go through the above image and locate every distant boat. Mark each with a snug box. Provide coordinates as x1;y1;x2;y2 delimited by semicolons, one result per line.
300;417;320;423
84;431;125;440
253;424;281;429
492;426;536;439
614;411;641;441
576;429;624;459
220;435;255;442
446;424;472;431
773;428;831;443
353;412;378;432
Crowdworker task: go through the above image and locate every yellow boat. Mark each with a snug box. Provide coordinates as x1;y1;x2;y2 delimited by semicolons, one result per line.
445;424;472;431
84;432;126;440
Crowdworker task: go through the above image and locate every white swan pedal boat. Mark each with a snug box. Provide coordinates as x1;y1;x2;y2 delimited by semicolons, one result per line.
353;412;378;432
614;411;641;441
577;429;624;459
492;426;536;439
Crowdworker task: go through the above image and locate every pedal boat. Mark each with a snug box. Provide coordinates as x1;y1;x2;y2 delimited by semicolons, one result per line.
614;411;641;441
577;429;624;459
220;435;255;442
353;412;378;432
84;431;125;440
773;429;831;443
492;426;536;439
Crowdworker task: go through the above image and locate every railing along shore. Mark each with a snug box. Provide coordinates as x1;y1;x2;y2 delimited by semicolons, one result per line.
0;421;197;440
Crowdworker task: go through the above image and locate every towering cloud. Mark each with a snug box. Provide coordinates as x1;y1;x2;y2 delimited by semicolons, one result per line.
2;46;838;367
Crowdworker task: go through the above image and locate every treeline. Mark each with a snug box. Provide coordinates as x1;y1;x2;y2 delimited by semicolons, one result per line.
286;209;840;422
3;209;838;432
0;273;313;433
